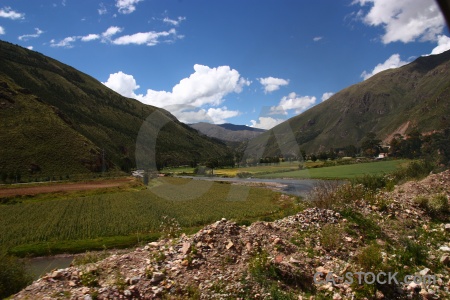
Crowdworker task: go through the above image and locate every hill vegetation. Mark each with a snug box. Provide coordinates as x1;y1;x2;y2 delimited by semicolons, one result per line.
246;50;450;158
0;41;231;180
190;122;265;143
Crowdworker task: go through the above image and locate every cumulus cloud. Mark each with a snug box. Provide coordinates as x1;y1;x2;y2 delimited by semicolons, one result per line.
0;26;4;35
81;34;100;42
0;7;24;20
321;92;334;101
112;28;180;46
102;65;249;123
361;53;408;80
430;35;450;55
271;92;316;115
102;26;123;39
26;46;33;50
250;117;285;130
50;36;77;48
313;36;323;42
18;28;44;41
353;0;445;43
116;0;142;14
163;16;186;26
258;77;289;93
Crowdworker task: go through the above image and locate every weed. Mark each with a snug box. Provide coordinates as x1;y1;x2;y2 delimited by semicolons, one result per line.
320;223;342;251
356;244;383;273
80;269;99;287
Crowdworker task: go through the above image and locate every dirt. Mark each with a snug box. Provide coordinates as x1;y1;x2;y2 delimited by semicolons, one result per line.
0;177;134;197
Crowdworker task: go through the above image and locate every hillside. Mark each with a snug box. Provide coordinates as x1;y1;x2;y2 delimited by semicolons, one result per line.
246;50;450;157
12;170;450;299
190;122;265;142
0;41;231;179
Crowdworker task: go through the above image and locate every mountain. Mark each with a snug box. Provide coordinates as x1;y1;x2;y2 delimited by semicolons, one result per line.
245;50;450;157
0;41;230;179
189;122;265;143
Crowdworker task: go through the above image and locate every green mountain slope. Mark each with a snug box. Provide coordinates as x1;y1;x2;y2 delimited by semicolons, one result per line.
189;122;265;142
246;50;450;157
0;41;230;179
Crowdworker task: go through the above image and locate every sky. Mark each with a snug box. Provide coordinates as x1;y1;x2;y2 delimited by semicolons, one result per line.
0;0;449;129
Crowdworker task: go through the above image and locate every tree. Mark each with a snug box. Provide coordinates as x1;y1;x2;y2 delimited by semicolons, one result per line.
310;154;317;162
343;145;358;157
361;132;382;157
205;159;219;175
299;149;307;161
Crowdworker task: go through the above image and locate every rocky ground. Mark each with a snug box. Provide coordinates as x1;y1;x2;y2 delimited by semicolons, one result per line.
13;170;450;299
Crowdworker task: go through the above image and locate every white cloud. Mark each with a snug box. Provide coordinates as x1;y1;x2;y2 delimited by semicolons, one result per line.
361;53;408;80
81;34;100;42
250;117;285;130
430;35;450;55
258;77;289;93
103;71;140;98
50;36;77;48
271;92;316;114
206;107;240;124
321;92;334;101
116;0;142;14
163;16;186;26
0;7;24;20
102;26;123;38
26;46;33;50
112;28;180;46
0;26;4;35
353;0;445;43
102;65;249;123
98;3;107;15
18;28;44;41
313;36;323;42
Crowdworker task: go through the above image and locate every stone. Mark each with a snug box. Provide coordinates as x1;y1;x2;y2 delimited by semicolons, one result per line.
332;293;342;300
84;295;92;300
68;281;77;287
81;287;90;294
445;224;450;232
148;242;159;247
226;241;234;250
440;255;450;265
151;272;165;284
124;289;132;296
130;276;140;284
420;268;431;276
180;242;191;255
439;246;450;252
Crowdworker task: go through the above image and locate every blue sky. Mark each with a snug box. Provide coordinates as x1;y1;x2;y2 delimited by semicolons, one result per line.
0;0;449;129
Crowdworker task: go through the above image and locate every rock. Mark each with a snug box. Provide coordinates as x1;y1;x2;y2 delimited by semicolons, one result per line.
68;281;77;287
316;266;330;274
439;246;450;252
226;241;234;250
344;237;353;242
81;287;90;294
273;237;281;245
51;270;63;279
151;272;165;284
84;295;92;300
420;268;431;276
445;224;450;232
375;290;385;299
289;257;301;264
124;289;132;296
130;276;140;284
148;242;159;247
440;255;450;265
332;293;342;300
180;242;191;255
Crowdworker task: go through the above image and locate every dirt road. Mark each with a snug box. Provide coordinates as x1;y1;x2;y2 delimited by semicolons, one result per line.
0;177;134;197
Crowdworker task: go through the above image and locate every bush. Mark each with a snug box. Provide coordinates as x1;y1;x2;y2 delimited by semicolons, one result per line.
356;244;383;273
427;194;449;215
351;174;387;191
236;172;252;178
0;255;33;299
320;223;342;251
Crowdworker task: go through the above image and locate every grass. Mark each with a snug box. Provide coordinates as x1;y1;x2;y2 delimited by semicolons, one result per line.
0;177;296;257
257;160;409;179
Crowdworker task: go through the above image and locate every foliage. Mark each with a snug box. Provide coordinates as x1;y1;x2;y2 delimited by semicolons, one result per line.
0;178;289;255
0;254;33;299
320;223;342;251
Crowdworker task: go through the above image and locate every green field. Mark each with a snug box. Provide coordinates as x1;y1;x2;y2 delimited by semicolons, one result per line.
257;159;409;179
0;177;296;256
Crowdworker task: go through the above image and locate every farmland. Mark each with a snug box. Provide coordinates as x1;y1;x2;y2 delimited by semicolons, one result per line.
258;159;409;179
0;177;297;257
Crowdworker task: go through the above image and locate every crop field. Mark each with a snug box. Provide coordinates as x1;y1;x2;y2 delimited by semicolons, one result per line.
258;159;409;179
0;177;295;256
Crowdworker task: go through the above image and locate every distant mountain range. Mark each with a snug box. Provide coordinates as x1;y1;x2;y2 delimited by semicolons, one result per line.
245;50;450;157
189;122;265;143
0;41;230;178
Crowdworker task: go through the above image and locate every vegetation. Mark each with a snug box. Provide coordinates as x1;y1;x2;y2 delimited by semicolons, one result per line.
0;41;231;178
0;254;33;298
0;177;296;256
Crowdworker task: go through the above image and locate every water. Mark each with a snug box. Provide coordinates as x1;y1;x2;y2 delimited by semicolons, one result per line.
25;255;74;280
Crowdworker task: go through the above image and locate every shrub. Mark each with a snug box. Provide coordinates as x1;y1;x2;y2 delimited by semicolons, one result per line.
159;215;181;239
351;174;387;191
427;194;449;215
236;172;252;178
0;255;33;299
307;180;340;209
356;244;383;273
320;223;342;251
